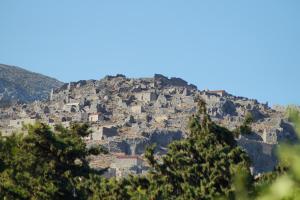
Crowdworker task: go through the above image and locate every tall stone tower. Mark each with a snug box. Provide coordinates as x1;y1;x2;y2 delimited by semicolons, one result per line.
49;88;53;101
67;82;71;91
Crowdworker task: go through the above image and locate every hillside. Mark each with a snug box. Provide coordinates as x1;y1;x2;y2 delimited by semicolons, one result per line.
0;74;296;175
0;64;63;106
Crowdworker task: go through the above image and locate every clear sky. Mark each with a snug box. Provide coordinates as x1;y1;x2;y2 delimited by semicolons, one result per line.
0;1;299;105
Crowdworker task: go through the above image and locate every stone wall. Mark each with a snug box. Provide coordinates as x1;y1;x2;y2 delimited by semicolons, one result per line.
238;136;277;174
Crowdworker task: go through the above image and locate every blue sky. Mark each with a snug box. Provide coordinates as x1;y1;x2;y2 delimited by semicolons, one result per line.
0;1;299;105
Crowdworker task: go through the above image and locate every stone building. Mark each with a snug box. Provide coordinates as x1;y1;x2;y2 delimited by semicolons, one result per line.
155;94;168;108
262;129;277;144
206;90;228;97
110;154;144;178
89;113;101;122
63;102;79;112
131;105;143;114
90;126;103;140
90;126;118;140
135;92;157;102
9;118;36;129
238;136;277;174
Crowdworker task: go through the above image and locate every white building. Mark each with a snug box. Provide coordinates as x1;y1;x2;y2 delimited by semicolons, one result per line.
88;113;101;122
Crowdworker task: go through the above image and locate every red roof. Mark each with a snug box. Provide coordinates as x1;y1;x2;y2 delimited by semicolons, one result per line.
116;155;140;159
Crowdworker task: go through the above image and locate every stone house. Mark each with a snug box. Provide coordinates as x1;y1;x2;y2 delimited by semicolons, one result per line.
9;118;36;129
262;129;277;144
131;105;143;114
206;90;228;97
154;94;168;108
90;126;102;140
110;155;144;178
71;112;82;122
81;112;89;122
89;113;101;122
181;96;194;105
135;92;157;102
63;102;79;112
90;126;118;140
182;88;190;96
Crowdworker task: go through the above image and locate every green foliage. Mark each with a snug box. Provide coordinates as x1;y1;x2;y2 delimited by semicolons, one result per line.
254;110;300;200
234;112;254;136
113;98;252;200
243;109;300;200
0;123;106;200
233;166;253;200
254;164;289;191
286;105;300;123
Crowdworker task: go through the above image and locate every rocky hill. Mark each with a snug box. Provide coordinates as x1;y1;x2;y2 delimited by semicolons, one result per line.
0;74;297;175
0;64;63;107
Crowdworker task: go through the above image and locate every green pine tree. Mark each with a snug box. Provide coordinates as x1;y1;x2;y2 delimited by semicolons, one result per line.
114;98;252;200
0;123;107;200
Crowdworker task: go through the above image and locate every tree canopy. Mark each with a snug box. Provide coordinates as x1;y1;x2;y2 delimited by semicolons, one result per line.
0;123;106;199
107;98;252;200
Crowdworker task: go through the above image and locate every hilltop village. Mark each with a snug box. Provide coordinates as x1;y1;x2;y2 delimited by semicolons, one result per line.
0;74;296;177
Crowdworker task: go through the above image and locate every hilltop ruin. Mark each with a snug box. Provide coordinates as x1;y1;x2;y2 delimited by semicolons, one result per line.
0;74;296;177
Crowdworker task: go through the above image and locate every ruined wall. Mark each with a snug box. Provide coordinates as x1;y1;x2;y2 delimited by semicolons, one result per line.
238;136;277;174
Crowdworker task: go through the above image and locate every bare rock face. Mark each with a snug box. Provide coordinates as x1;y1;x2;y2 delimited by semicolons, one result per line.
0;73;297;174
0;64;63;107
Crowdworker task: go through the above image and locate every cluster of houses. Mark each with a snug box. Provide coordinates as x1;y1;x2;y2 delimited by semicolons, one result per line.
0;74;294;176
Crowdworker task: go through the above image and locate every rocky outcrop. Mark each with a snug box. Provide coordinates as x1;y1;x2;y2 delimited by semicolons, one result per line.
0;64;63;107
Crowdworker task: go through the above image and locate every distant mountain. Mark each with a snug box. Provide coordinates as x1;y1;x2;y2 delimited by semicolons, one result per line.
0;64;63;107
